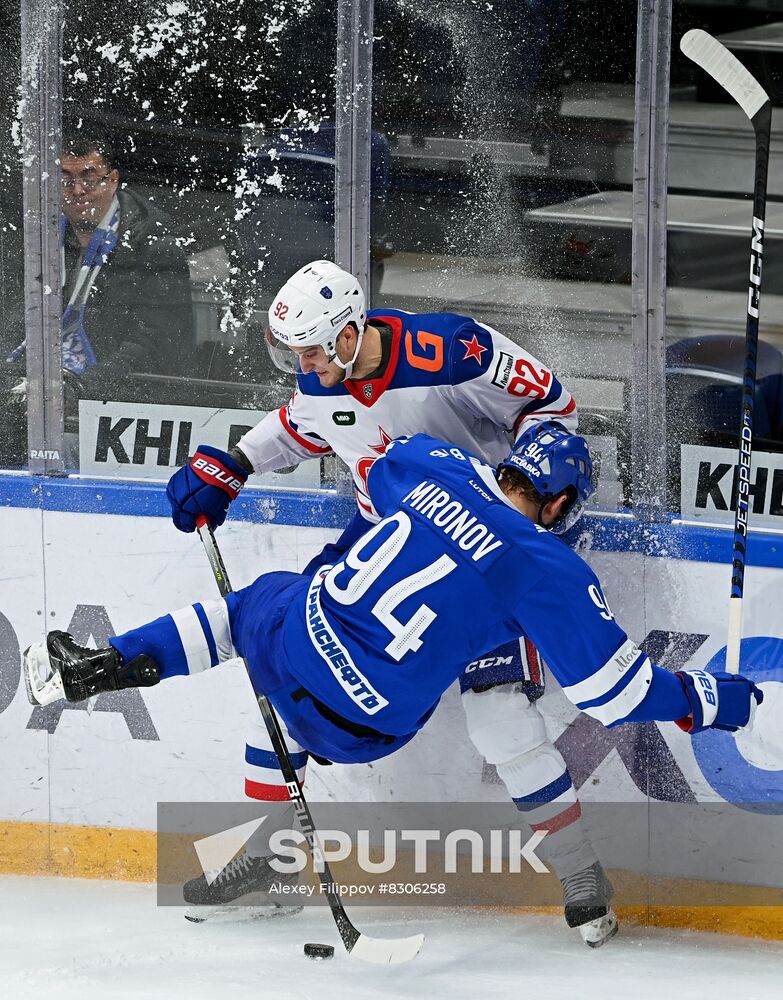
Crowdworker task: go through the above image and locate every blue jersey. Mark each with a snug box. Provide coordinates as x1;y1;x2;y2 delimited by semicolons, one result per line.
278;434;688;737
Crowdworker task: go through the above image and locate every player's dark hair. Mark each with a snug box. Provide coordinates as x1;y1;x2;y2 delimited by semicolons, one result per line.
496;464;545;504
497;465;577;510
62;134;118;171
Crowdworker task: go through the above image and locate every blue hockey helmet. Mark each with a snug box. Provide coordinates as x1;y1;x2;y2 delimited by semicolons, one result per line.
498;421;598;534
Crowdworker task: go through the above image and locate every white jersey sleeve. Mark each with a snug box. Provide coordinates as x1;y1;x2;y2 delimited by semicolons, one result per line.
443;319;578;442
234;389;332;475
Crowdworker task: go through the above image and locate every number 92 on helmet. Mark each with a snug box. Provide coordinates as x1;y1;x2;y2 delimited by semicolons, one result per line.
265;260;367;377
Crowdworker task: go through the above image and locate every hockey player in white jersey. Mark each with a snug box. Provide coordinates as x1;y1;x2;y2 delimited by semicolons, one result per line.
165;260;606;942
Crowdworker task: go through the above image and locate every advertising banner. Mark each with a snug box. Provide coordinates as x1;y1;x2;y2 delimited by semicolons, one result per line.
78;400;322;488
681;444;783;528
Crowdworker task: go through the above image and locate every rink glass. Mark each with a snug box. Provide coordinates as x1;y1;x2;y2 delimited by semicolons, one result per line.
0;0;26;472
11;0;337;488
370;0;638;518
666;1;783;528
9;2;783;521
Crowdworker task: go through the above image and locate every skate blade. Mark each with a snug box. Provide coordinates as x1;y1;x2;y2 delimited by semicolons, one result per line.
184;903;304;924
580;909;619;948
23;642;64;707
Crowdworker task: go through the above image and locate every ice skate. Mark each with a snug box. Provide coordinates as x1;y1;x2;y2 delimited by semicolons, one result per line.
184;902;303;924
23;639;65;706
183;852;303;923
23;631;159;706
560;861;619;948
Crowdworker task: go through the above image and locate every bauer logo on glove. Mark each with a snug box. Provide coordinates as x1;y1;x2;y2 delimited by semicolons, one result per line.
166;445;248;533
191;454;246;497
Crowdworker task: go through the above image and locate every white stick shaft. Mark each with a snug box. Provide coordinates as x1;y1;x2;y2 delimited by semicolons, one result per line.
726;597;743;674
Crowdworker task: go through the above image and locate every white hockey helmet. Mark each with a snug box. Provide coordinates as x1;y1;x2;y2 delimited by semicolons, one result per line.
266;260;367;377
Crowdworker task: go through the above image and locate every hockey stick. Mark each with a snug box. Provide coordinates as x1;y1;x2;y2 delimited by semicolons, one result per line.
195;516;424;965
680;30;772;674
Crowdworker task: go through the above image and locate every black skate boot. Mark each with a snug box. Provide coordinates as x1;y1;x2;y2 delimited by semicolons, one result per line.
560;861;619;948
183;853;303;924
24;630;159;706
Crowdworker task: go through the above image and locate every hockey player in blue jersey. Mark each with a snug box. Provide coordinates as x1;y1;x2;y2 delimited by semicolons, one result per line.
166;259;621;944
24;424;763;943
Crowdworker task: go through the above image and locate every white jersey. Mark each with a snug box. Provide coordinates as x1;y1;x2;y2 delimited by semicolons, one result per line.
237;309;577;519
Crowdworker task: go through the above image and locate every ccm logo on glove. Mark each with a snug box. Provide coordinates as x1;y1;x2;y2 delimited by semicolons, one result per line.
191;454;245;498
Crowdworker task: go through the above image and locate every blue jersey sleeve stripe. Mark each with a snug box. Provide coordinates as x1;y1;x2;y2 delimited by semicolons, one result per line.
580;658;653;726
198;598;237;663
562;639;645;704
575;652;647;712
512;772;573;808
170;605;214;674
245;744;309;771
193;602;219;668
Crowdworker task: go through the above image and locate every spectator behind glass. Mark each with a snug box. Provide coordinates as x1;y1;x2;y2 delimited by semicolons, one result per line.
6;134;195;387
58;134;195;381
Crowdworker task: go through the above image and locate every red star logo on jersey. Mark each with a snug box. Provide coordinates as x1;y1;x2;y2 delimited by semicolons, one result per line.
459;334;489;365
356;426;394;511
369;426;394;455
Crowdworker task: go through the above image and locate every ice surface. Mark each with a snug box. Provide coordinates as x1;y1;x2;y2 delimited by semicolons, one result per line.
0;875;780;1000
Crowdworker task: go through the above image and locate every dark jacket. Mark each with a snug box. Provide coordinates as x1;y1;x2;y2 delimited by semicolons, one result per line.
63;187;195;385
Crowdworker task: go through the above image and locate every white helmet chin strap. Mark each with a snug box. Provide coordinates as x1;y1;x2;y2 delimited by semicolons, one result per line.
329;324;365;381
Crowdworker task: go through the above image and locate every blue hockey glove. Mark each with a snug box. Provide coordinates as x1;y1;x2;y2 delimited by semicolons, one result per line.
166;445;248;533
675;669;763;734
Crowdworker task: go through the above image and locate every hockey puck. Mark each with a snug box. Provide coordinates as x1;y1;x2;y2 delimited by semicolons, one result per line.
304;942;335;960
